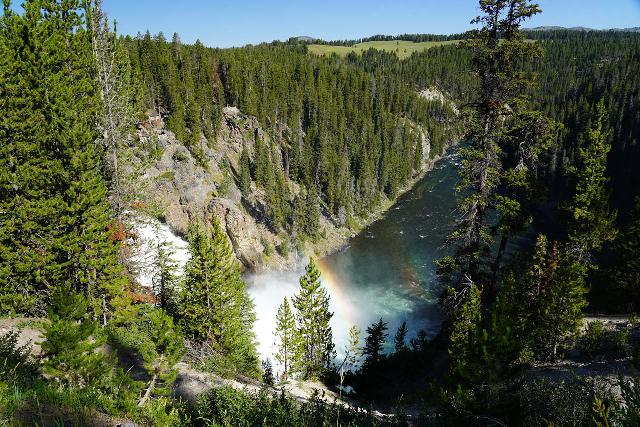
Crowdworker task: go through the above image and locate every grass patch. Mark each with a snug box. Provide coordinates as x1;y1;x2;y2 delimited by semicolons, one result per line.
308;39;460;59
157;171;175;181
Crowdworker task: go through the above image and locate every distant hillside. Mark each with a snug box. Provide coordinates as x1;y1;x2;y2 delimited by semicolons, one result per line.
526;25;640;32
294;36;316;42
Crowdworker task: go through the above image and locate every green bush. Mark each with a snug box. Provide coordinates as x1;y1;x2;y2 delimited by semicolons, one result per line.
197;352;239;379
0;331;37;385
277;236;290;257
578;321;631;358
581;320;604;355
518;377;614;426
261;236;273;257
192;385;389;427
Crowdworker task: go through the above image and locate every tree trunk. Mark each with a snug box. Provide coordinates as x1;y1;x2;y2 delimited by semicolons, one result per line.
490;234;508;297
138;373;157;407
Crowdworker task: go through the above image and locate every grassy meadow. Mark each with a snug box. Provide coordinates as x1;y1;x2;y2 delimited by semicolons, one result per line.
308;39;459;59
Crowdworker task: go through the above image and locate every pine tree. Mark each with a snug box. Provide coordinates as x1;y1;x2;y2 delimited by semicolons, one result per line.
566;99;617;265
611;200;640;310
239;145;252;197
41;284;111;389
446;280;481;379
261;359;275;386
180;221;259;375
273;297;300;381
495;235;588;361
445;0;544;290
293;258;335;378
137;308;184;406
0;0;125;319
394;321;409;353
150;225;179;315
341;325;362;373
362;318;388;369
305;184;321;240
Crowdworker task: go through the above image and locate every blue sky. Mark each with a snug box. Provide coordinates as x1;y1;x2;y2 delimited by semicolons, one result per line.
9;0;640;47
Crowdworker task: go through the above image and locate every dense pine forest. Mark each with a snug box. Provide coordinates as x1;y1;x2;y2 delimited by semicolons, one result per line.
1;0;640;425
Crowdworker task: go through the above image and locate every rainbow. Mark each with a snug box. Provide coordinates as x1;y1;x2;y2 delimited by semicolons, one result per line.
316;257;359;330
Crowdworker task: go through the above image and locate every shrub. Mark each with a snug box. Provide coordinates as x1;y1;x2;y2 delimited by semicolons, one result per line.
192;386;388;427
0;331;37;385
261;236;273;257
277;236;290;257
197;351;239;379
581;320;604;355
518;377;614;426
578;321;631;358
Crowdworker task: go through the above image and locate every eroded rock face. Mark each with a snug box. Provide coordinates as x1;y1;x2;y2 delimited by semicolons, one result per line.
208;197;266;271
132;107;305;271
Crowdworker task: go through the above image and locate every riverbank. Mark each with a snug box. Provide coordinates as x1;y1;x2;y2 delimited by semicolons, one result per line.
303;141;460;265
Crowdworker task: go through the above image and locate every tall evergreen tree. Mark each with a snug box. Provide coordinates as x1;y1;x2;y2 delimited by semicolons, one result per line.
0;0;125;319
292;258;335;378
446;0;544;290
273;297;301;381
394;321;409;353
565;99;617;265
41;284;111;389
362;318;388;369
446;280;482;379
180;221;259;375
239;145;252;197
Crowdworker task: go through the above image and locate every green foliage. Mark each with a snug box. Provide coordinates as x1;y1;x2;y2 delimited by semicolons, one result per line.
41;284;111;389
444;0;546;290
446;282;481;380
273;297;301;380
394;321;409;353
261;236;273;257
342;325;362;373
136;308;184;405
610;200;640;311
565;99;617;264
363;318;389;369
0;0;126;319
192;385;388;427
217;158;234;198
239;145;252;197
261;359;275;386
0;331;37;385
292;258;335;379
180;221;259;377
519;377;614;427
495;235;588;362
150;227;180;315
577;321;630;358
616;376;640;425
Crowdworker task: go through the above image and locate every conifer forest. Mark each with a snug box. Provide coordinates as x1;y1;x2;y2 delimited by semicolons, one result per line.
1;0;640;425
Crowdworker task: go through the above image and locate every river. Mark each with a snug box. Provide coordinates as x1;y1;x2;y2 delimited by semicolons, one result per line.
247;149;461;361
